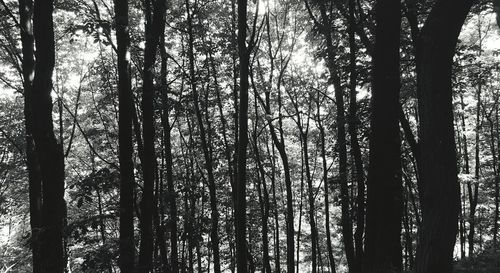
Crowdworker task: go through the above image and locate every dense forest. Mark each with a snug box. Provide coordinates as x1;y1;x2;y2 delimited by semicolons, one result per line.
0;0;500;272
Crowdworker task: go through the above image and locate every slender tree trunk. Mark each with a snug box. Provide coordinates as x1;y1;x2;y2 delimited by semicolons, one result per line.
184;1;222;271
296;149;304;273
495;107;500;246
302;129;318;273
316;96;336;273
317;4;356;271
468;81;481;257
235;0;250;271
252;95;271;273
32;0;66;271
160;38;178;273
347;0;366;266
18;0;42;271
267;142;281;273
363;0;403;271
415;1;473;272
114;0;136;271
260;93;294;273
138;0;166;270
488;114;498;246
459;94;469;259
468;23;483;256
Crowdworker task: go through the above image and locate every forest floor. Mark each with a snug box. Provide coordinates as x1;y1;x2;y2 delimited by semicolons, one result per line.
454;246;500;272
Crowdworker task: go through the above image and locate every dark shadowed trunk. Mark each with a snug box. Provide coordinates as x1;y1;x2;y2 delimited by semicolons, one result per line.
114;0;136;271
138;0;166;270
32;0;66;271
18;0;42;271
415;1;473;272
347;0;365;266
363;0;403;272
235;0;249;271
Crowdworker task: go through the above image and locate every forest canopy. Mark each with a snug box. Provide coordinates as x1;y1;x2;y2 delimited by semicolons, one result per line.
0;0;500;272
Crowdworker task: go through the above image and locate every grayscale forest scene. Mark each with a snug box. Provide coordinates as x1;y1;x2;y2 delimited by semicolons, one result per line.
0;0;500;272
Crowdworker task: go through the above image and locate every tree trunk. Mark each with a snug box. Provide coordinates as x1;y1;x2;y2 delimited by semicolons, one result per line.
267;142;281;273
415;1;473;272
495;107;500;246
363;0;403;272
459;94;469;259
160;36;178;273
32;0;66;271
18;0;42;271
317;4;356;271
316;96;336;273
138;0;166;270
468;21;483;256
235;0;250;271
303;131;319;273
114;0;136;271
252;93;272;273
347;0;366;267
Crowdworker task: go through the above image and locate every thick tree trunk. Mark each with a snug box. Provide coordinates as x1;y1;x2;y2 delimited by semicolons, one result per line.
138;0;166;270
114;0;136;271
18;0;42;271
363;0;403;272
32;0;66;271
235;0;249;271
415;1;473;272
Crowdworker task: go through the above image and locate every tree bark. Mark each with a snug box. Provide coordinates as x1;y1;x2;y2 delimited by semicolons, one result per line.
32;0;66;271
138;0;166;270
415;1;474;272
18;0;42;271
363;0;403;272
235;0;250;271
347;0;366;267
114;0;136;271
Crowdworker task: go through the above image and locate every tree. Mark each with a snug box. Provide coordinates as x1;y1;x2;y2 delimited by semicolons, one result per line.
363;0;403;272
415;0;474;272
138;0;167;270
17;0;42;271
31;0;66;271
235;0;250;271
113;0;135;271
